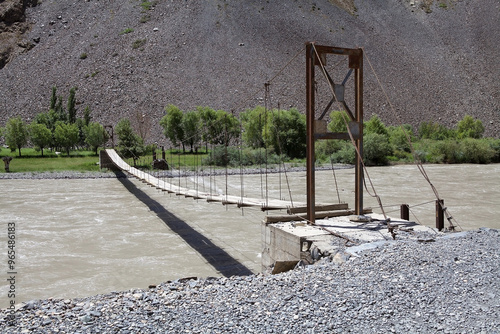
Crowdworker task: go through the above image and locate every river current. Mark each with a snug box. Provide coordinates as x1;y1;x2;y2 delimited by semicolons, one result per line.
1;164;499;308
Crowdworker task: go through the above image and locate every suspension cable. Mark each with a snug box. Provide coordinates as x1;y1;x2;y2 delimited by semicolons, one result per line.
362;47;461;231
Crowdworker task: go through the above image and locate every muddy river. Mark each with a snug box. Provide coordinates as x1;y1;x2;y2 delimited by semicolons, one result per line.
1;164;499;308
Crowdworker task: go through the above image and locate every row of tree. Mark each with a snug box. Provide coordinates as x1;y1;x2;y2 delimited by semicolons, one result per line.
318;111;498;165
2;88;496;166
1;87;108;156
159;105;307;159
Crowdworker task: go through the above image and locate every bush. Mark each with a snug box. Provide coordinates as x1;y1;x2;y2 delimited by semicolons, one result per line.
328;110;349;133
430;140;461;163
132;39;147;50
388;124;414;153
363;133;391;166
456;115;485;139
330;141;355;165
203;146;282;167
485;138;500;163
418;121;455;140
120;28;134;35
364;114;389;137
459;138;495;163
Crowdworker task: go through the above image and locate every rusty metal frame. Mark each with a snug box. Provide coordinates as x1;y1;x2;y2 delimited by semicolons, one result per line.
306;43;364;224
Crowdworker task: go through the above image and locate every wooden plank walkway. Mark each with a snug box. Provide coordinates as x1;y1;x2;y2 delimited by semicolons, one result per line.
105;149;306;211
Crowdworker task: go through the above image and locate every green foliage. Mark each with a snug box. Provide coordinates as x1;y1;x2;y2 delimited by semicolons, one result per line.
160;104;185;151
67;87;77;123
364;114;389;137
116;118;145;165
54;95;66;121
241;106;268;148
198;107;240;148
456;114;484;139
418;121;454;140
263;108;306;159
140;1;153;11
79;53;87;60
3;117;28;157
203;146;281;167
54;121;79;156
85;122;108;155
485;138;500;163
330;141;355;165
363;133;392;166
182;110;201;153
327;110;349;133
388;124;414;153
460;138;495;163
83;106;92;126
50;86;57;110
29;122;52;157
315;140;343;162
132;39;146;50
120;28;134;35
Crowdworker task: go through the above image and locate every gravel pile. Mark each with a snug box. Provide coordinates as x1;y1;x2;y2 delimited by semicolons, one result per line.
1;228;498;333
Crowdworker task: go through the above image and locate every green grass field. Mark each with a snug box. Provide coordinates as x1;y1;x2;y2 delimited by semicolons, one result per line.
0;148;210;173
0;148;101;173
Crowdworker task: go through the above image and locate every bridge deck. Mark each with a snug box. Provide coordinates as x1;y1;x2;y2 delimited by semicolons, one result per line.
105;149;306;211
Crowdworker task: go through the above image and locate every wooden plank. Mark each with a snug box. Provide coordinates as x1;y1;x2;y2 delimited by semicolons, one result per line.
265;208;373;224
287;203;348;214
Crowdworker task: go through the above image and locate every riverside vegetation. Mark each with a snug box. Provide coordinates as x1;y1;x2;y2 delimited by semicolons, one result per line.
1;87;499;173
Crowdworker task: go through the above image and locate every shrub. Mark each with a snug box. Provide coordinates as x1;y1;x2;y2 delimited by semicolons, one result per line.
485;138;500;163
418;121;454;140
132;39;147;50
459;138;495;163
363;133;391;165
456;115;485;139
364;114;389;137
79;53;87;59
120;28;134;35
388;124;414;153
263;108;306;159
430;139;461;163
328;110;350;133
330;141;355;165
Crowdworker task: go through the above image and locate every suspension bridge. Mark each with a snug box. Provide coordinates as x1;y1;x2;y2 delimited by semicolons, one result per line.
101;148;369;222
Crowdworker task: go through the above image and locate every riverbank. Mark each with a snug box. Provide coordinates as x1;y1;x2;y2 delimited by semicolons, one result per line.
1;228;498;333
0;164;351;179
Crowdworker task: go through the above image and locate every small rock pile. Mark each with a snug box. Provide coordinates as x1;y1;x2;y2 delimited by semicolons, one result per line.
1;228;498;333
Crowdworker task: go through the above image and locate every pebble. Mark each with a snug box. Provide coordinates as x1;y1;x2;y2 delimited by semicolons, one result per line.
0;229;498;332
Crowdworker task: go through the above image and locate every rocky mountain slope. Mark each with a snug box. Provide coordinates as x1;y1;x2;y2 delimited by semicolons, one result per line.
0;0;498;142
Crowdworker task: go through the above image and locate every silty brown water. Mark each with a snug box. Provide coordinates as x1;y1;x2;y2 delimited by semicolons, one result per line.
1;164;498;308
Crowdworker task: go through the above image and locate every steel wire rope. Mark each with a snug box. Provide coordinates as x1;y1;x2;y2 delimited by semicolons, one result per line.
229;46;306;114
224;115;229;210
266;97;296;207
311;44;389;226
223;46;304;209
361;47;462;231
238;120;245;215
264;83;270;209
330;159;342;204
